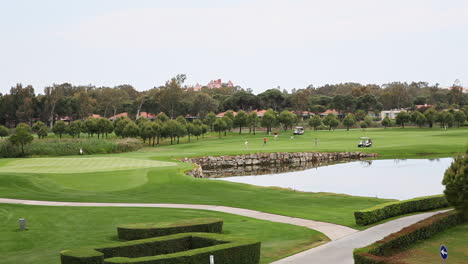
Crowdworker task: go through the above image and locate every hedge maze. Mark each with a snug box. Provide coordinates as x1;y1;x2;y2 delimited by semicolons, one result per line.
60;218;260;264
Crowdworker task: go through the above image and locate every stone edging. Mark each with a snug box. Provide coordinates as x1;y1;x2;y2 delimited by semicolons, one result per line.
183;152;377;178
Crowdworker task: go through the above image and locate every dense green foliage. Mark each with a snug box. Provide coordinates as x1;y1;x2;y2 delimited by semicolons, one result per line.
354;195;449;226
117;218;223;240
0;138;143;158
0;125;9;138
61;233;260;264
8;123;33;155
442;146;467;219
353;211;464;263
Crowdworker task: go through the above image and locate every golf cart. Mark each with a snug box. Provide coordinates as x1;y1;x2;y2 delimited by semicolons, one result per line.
358;137;372;148
293;126;304;135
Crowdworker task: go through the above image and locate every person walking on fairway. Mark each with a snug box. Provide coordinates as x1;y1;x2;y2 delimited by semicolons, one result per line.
263;137;267;146
244;139;248;150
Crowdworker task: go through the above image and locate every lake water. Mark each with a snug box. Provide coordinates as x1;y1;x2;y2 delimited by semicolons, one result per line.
214;158;454;200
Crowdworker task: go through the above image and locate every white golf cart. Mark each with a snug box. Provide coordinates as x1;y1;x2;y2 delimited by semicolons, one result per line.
293;126;304;135
358;137;372;148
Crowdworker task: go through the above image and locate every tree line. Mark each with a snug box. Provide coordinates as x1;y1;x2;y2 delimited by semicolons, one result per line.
1;75;466;127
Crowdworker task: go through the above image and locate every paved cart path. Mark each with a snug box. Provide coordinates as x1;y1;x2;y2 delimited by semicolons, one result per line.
272;210;448;264
0;198;446;263
0;198;357;241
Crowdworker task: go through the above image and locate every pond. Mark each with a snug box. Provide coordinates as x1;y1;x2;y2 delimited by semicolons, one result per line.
213;158;454;200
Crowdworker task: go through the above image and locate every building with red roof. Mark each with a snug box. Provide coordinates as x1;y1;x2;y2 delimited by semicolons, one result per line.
109;112;128;121
139;112;156;120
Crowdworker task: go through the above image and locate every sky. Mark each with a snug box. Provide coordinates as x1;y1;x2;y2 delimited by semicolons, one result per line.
1;0;467;94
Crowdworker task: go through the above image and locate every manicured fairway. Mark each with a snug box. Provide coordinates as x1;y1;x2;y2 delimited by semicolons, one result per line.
0;128;466;228
0;204;328;264
0;157;175;173
388;223;468;264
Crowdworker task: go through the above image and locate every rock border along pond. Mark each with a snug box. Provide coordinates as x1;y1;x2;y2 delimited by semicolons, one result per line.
184;152;377;178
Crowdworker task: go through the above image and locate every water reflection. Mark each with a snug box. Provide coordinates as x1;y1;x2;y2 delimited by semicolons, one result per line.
213;158;454;200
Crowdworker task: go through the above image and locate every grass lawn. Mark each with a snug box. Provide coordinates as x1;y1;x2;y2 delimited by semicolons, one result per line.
0;127;466;229
0;204;328;264
387;223;468;264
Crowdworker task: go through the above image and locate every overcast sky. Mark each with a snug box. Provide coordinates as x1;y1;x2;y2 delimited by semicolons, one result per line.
1;0;467;94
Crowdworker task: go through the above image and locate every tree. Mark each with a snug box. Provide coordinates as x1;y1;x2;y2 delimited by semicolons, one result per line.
436;111;454;128
323;114;339;131
186;123;195;143
395;111;410;128
442;146;467;219
364;116;373;128
175;122;187;144
247;112;258;135
139;122;154;144
157;112;169;123
331;94;356;116
278;110;297;131
122;121;139;138
37;126;49;139
454;111;466;128
381;117;391;128
204;112;217;132
84;117;99;137
0;125;9;138
32;121;48;139
150;121;163;146
234;110;248;134
224;110;235;132
114;117;132;137
163;120;179;144
67;120;82;138
213;118;227;138
410;111;427;128
52;120;67;138
308;115;322;131
424;108;437;128
261;109;277;134
354;110;367;121
342;113;356;131
9;123;33;155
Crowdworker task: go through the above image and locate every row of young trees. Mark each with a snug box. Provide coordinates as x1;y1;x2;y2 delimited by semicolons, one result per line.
1;76;466;128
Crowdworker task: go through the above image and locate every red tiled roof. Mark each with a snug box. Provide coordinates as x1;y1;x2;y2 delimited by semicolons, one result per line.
89;114;102;118
109;112;128;120
321;109;339;115
216;111;237;118
139;112;156;119
415;104;433;109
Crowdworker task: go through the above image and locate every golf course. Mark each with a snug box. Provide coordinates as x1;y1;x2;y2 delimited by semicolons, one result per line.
0;127;467;263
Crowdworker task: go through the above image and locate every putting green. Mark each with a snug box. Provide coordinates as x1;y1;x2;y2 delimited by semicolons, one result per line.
0;157;176;174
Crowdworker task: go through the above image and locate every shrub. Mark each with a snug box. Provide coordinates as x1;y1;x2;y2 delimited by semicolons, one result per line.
61;233;261;264
353;211;464;263
442;147;467;219
117;218;223;241
354;195;449;226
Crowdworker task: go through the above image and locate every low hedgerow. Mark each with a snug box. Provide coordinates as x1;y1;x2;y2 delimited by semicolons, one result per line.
61;233;261;264
0;138;143;158
354;195;449;226
117;218;223;241
353;211;464;264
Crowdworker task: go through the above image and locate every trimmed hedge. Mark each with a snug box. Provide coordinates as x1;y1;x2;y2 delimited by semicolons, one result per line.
117;218;223;241
61;233;261;264
353;211;464;264
354;194;449;226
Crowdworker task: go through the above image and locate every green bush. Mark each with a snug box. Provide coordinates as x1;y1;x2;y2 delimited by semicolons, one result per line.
354;195;449;226
353;211;464;263
61;233;261;264
0;138;143;158
117;218;223;241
